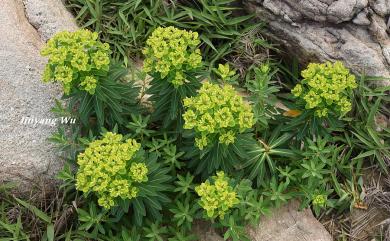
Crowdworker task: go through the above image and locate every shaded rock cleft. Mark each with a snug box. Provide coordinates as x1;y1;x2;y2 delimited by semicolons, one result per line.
245;0;390;85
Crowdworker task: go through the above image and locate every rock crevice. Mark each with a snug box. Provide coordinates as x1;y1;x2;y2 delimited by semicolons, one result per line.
245;0;390;84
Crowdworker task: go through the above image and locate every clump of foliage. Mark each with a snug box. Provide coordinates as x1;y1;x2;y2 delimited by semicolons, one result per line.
291;61;357;117
66;0;257;62
245;63;280;129
183;82;254;149
162;0;257;67
41;29;110;95
348;75;390;173
66;0;168;64
76;132;147;208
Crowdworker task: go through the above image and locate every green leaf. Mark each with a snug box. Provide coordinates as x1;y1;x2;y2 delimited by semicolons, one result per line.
47;224;55;241
269;149;295;158
199;34;217;51
225;14;254;26
270;133;291;148
133;199;146;226
366;97;382;126
94;96;104;127
15;197;51;223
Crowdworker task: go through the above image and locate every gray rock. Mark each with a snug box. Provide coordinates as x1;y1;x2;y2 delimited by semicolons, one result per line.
353;10;371;26
369;0;390;17
192;221;224;241
23;0;78;41
247;200;333;241
327;0;368;23
245;0;390;86
191;201;333;241
0;0;77;187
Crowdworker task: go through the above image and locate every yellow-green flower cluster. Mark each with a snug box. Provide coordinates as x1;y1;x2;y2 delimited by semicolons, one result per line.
75;132;148;209
79;76;97;94
216;63;236;81
195;171;239;219
312;194;327;207
292;61;357;117
129;162;149;183
41;30;111;95
142;26;202;87
183;82;254;150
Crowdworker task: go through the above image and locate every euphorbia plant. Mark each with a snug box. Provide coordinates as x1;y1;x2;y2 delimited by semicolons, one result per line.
195;171;269;241
41;29;140;130
75;132;172;225
182;80;255;175
291;61;357;117
41;30;110;95
195;171;239;219
143;26;205;129
284;61;358;139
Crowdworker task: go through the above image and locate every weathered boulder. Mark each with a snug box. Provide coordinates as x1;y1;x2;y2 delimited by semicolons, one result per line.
23;0;78;41
193;200;333;241
248;200;333;241
244;0;390;85
0;0;77;186
192;221;224;241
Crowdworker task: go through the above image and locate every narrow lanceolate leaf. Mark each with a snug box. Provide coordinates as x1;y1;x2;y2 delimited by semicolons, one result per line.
269;149;296;158
367;126;384;147
47;224;55;241
352;150;376;160
270;133;292;148
15;198;51;223
142;195;162;210
352;131;373;148
94;96;104;126
225;14;254;26
249;154;266;180
266;155;275;174
200;34;217;51
133;199;146;225
374;152;389;174
243;150;262;168
366;97;382;126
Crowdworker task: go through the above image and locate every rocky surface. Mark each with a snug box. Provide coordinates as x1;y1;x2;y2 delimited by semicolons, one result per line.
192;221;224;241
23;0;78;41
193;200;333;241
0;0;77;186
248;200;333;241
244;0;390;85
